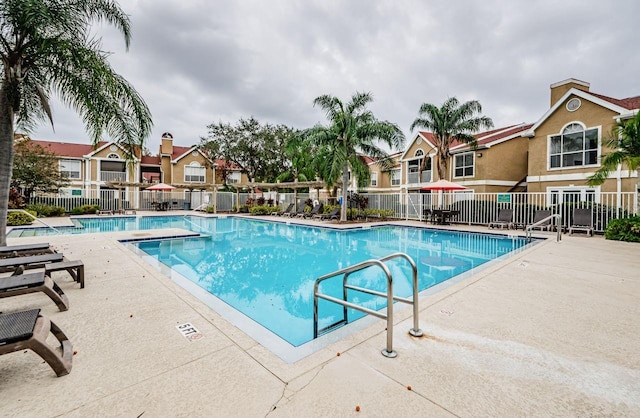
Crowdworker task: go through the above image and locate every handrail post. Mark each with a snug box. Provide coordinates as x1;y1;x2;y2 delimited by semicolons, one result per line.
383;269;395;358
313;253;422;358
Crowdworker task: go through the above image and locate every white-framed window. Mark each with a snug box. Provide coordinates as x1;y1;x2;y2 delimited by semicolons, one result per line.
547;187;598;206
227;172;241;184
548;123;599;169
370;172;378;186
408;149;424;174
391;169;401;186
59;159;81;179
184;161;205;182
107;153;120;159
453;152;474;178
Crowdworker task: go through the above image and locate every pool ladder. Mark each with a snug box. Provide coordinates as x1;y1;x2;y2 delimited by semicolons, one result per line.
525;214;562;242
313;252;423;358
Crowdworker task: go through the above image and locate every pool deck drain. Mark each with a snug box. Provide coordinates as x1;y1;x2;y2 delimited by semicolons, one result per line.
1;212;639;416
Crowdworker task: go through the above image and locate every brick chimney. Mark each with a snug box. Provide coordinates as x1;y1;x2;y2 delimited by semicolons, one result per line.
550;78;590;106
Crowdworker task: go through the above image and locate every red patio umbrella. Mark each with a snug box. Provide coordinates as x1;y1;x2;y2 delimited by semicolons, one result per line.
420;179;467;214
419;179;467;191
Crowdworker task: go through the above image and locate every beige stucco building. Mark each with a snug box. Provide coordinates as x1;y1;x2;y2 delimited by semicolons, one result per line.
524;78;639;204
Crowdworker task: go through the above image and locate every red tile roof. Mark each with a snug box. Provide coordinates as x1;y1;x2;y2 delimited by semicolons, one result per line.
215;159;241;170
448;123;533;150
27;140;107;158
361;155;376;165
140;155;160;165
418;131;437;143
142;173;161;181
171;145;193;160
590;93;640;110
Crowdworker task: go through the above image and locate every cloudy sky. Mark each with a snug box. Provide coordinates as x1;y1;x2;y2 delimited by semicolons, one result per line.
30;0;640;153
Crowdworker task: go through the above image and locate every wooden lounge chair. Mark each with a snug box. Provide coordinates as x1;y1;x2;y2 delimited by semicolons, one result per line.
313;207;340;220
569;208;594;236
488;209;514;229
0;271;70;311
0;309;73;377
528;210;553;231
0;253;64;274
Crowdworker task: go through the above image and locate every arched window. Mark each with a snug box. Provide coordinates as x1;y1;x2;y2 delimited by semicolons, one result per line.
107;153;120;159
408;149;431;183
549;123;599;168
185;161;205;182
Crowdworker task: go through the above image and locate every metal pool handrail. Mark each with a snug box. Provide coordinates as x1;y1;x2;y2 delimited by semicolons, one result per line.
313;252;423;358
8;209;62;236
525;214;562;242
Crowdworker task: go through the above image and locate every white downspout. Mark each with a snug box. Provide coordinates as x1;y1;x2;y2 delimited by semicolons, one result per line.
615;117;622;210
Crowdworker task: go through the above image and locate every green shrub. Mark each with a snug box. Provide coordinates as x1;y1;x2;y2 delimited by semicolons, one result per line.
323;204;340;214
249;205;279;215
604;216;640;242
25;203;66;217
364;208;394;219
7;210;37;226
70;204;100;215
205;206;216;213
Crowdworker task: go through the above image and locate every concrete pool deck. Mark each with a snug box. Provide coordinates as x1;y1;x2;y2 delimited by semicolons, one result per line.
1;212;639;417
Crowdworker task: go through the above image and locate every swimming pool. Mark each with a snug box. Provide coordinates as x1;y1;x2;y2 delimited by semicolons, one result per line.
11;215;535;361
123;217;533;359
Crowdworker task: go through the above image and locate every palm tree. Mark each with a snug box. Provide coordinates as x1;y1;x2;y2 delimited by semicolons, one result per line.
276;132;316;183
306;92;404;222
587;112;640;186
410;97;493;181
0;0;152;245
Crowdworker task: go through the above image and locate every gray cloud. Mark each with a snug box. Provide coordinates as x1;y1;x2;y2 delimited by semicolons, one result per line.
31;0;640;153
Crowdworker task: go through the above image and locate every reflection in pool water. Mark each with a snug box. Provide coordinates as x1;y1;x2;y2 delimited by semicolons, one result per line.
134;217;530;347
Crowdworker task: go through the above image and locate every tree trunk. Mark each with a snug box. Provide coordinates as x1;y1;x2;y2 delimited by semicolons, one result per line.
0;83;16;246
340;162;349;222
437;152;447;181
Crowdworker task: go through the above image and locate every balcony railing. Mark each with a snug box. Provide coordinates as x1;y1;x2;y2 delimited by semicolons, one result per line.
100;171;126;182
407;170;432;184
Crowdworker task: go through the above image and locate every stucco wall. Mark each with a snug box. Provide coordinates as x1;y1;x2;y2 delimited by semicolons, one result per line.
527;94;620;192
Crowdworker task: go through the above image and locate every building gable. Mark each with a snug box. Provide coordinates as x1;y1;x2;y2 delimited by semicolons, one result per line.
525;88;634;137
400;132;438;161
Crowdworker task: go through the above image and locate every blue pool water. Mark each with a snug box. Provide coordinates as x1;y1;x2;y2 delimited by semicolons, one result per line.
10;215;534;351
8;216;196;236
127;217;531;347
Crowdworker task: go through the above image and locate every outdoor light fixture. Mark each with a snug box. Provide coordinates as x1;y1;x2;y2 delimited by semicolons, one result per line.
477;153;483;158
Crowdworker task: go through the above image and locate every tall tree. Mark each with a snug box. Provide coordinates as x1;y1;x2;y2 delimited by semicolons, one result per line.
201;117;291;183
410;97;493;181
12;138;69;201
0;0;152;245
306;92;404;222
587;112;640;186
